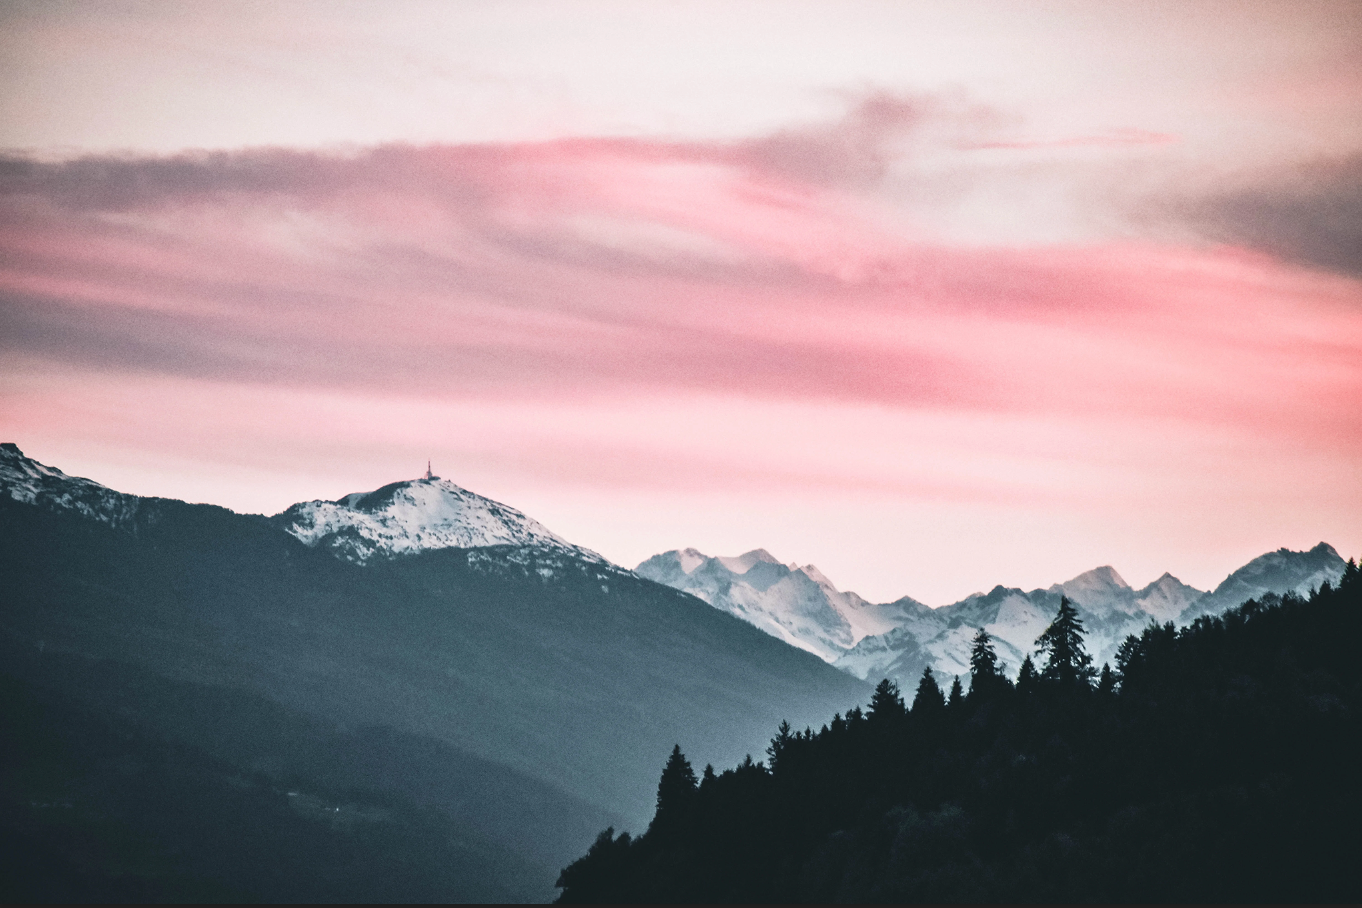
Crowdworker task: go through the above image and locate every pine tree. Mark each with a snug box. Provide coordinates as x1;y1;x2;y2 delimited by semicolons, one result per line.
868;678;906;722
766;720;793;771
970;627;1000;678
1114;635;1140;679
1343;557;1358;590
948;675;964;709
1017;655;1039;694
968;627;1010;699
650;745;697;837
1097;662;1116;696
912;666;946;714
1036;596;1096;687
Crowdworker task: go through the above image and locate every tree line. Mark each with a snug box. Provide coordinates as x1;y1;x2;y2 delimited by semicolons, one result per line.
557;559;1362;902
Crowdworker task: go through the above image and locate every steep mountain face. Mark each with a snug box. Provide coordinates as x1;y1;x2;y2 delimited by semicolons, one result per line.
273;473;610;567
0;446;869;900
636;548;928;662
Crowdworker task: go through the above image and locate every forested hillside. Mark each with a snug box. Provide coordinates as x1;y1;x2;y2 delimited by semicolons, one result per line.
558;560;1362;903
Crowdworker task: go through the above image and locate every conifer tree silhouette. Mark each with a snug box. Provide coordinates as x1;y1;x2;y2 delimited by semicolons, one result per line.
912;666;946;714
766;720;794;770
868;679;906;721
968;627;1010;699
650;745;697;838
1036;596;1096;687
1016;654;1039;693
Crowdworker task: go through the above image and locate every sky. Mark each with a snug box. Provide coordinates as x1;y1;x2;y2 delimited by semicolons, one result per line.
2;0;1360;604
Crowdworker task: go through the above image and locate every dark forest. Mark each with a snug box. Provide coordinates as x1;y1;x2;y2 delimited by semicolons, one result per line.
558;560;1362;903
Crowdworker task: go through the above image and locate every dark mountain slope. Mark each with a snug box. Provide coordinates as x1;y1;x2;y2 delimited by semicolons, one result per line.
0;671;540;903
0;475;868;897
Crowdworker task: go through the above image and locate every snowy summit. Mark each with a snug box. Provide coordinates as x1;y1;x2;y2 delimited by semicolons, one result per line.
272;468;608;566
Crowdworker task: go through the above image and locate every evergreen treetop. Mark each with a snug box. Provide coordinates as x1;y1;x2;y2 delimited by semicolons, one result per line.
868;678;906;721
968;626;1012;699
969;627;1001;680
1036;596;1096;687
650;744;697;836
912;666;946;714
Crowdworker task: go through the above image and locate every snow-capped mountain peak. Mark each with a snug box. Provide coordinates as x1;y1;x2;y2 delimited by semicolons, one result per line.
1048;565;1133;613
1133;572;1204;623
673;547;709;574
0;443;144;528
795;563;838;590
272;475;609;566
715;548;780;575
1186;542;1346;620
636;547;929;663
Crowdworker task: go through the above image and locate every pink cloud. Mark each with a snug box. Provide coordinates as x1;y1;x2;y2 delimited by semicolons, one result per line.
2;117;1360;599
3;139;1360;433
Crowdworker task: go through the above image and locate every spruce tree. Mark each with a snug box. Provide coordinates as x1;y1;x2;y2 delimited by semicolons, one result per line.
948;675;964;709
1036;596;1096;687
650;745;697;837
1343;557;1359;590
766;719;793;771
868;678;906;722
912;666;946;714
1017;655;1039;694
968;627;1009;699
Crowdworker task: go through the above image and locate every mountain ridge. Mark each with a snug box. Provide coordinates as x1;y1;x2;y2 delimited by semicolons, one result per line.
272;473;616;569
641;542;1349;691
0;442;869;838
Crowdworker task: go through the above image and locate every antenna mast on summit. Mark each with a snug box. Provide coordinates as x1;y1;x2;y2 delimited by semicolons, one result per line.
425;460;434;481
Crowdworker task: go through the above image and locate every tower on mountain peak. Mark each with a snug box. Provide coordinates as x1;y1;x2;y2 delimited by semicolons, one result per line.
424;460;437;481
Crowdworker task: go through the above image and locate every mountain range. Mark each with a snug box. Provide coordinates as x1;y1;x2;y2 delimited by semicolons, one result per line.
3;441;1348;899
637;542;1348;691
0;444;867;901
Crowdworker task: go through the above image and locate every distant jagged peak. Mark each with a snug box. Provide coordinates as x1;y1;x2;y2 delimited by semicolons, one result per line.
792;563;840;591
715;548;780;575
1053;564;1131;594
674;547;709;574
274;475;610;567
1197;541;1346;608
1238;542;1341;575
1136;571;1201;597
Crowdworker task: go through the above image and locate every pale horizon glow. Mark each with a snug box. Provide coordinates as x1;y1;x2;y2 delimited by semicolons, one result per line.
2;1;1360;604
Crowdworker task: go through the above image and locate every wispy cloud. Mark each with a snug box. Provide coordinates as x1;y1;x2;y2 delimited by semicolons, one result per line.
1;78;1359;600
1165;154;1362;279
2;101;1359;435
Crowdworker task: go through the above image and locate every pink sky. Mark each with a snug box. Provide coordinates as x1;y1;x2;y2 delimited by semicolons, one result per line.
2;1;1360;603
